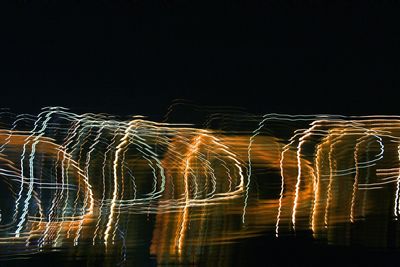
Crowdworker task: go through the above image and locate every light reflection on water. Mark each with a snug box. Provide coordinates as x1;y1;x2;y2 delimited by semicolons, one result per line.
1;105;400;266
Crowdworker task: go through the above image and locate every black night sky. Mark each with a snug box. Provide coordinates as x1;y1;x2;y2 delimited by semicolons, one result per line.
1;1;399;118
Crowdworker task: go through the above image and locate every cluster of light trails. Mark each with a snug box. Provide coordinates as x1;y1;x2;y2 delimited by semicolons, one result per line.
1;105;400;265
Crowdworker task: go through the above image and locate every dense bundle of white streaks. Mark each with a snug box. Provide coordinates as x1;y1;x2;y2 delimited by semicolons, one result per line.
0;107;400;261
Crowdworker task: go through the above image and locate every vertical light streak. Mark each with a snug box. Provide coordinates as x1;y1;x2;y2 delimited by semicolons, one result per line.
14;142;27;236
112;149;127;244
292;139;304;229
395;144;400;218
311;143;322;235
350;138;360;223
15;141;36;238
361;135;372;218
177;135;202;255
105;121;138;245
275;148;287;237
292;124;316;230
93;150;108;245
324;133;338;229
104;136;123;245
244;137;254;224
177;158;190;255
55;152;70;246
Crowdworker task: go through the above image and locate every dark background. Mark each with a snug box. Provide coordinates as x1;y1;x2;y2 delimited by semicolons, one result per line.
1;1;400;266
1;1;399;119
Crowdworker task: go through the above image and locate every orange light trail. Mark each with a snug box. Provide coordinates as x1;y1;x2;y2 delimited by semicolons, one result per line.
1;108;400;265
